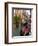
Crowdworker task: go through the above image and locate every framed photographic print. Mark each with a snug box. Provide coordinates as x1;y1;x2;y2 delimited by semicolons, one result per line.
5;2;37;44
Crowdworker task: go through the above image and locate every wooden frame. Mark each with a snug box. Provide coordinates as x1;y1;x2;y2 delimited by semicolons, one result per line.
5;2;37;44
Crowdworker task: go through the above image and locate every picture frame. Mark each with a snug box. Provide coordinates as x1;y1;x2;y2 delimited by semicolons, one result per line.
5;2;37;44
